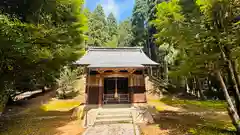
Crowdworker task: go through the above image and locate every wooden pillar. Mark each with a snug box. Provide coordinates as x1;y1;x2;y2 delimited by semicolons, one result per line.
97;69;104;107
98;75;103;107
85;68;89;105
129;69;135;104
129;74;134;104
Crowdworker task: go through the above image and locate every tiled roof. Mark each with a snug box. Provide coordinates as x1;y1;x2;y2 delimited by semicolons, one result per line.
75;47;159;67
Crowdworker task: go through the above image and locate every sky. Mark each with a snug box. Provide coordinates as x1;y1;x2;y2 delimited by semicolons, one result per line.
85;0;135;22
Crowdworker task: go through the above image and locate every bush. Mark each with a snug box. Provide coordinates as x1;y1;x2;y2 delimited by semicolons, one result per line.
0;83;13;113
56;66;80;99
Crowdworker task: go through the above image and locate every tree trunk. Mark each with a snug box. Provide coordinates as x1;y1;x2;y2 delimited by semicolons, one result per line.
217;70;240;133
164;59;168;82
197;78;206;100
207;76;212;95
185;77;190;94
193;77;197;96
231;60;240;116
41;86;46;93
232;60;240;88
220;47;240;115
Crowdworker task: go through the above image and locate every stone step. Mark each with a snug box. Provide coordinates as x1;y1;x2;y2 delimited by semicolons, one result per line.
102;104;132;108
98;109;132;114
96;115;132;120
94;117;133;125
98;111;131;116
97;113;131;119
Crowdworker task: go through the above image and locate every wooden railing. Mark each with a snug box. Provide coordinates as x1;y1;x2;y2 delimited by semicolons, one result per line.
103;94;129;104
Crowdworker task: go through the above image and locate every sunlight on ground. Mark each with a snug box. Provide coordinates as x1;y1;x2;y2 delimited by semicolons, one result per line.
148;99;180;112
0;77;86;135
55;120;85;135
159;97;227;111
142;97;235;135
148;100;164;111
41;100;81;111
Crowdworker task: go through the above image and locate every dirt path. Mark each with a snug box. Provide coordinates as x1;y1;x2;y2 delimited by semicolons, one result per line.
1;89;85;135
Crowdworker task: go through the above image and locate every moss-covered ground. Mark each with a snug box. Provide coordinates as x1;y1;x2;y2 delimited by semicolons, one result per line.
141;97;234;135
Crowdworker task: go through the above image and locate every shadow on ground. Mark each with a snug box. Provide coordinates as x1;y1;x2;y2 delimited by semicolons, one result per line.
0;90;84;135
0;109;74;135
147;110;235;135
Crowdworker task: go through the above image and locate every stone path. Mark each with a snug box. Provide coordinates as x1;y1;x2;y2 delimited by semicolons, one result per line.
83;106;140;135
83;124;139;135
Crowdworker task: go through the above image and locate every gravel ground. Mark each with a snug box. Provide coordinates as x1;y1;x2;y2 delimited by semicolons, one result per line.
83;124;139;135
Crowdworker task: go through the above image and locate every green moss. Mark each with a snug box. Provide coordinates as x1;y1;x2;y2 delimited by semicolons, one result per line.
160;97;227;111
188;123;235;135
147;97;234;135
40;100;81;111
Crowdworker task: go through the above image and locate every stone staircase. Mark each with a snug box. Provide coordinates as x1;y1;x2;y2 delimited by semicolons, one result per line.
94;108;133;125
83;107;142;135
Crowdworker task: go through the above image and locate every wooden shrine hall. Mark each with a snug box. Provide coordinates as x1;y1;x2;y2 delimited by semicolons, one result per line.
75;47;158;106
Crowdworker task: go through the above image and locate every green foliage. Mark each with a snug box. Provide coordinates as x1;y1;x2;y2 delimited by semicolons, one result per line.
0;0;86;111
107;13;118;38
104;13;119;47
132;0;148;46
153;0;240;131
56;66;80;99
0;83;12;112
84;5;136;48
105;35;118;47
118;19;134;47
87;4;109;46
188;126;234;135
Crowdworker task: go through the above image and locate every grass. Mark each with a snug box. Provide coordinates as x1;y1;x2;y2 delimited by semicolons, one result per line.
151;114;234;135
141;96;234;135
147;100;165;111
40;100;81;111
159;97;227;111
187;120;235;135
0;100;83;135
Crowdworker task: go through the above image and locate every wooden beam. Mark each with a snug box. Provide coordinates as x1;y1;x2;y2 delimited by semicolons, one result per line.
96;69;105;74
92;67;144;72
129;69;136;74
94;73;144;78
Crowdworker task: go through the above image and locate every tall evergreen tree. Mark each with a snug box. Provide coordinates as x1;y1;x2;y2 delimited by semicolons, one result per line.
83;8;92;46
118;19;133;47
88;4;109;46
105;12;118;47
107;13;118;38
0;0;86;110
131;0;148;46
146;0;166;61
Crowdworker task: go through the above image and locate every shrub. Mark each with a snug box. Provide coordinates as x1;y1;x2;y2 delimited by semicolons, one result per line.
56;66;81;99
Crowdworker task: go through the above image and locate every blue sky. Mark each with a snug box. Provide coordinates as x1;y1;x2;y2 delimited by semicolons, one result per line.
85;0;134;22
